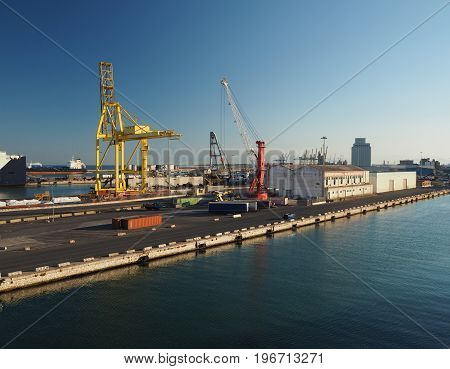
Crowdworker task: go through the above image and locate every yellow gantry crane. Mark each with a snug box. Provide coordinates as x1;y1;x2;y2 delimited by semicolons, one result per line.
95;62;181;195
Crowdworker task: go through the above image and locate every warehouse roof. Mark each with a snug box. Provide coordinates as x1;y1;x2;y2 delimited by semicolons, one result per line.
311;165;365;172
273;164;366;172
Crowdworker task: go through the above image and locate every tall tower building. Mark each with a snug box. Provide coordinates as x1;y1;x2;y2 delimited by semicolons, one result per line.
351;138;371;168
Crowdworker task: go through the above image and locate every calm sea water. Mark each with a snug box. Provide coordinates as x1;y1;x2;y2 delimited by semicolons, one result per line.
0;196;449;348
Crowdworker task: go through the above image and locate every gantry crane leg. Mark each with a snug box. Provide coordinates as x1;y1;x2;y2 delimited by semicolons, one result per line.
95;62;181;196
141;139;148;191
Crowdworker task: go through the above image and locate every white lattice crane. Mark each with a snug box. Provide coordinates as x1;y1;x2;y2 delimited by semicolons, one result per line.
220;78;267;200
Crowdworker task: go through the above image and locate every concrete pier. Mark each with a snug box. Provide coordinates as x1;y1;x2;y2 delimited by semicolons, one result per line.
0;188;447;293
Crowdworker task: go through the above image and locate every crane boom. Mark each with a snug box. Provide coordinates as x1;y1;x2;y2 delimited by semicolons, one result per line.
220;78;256;159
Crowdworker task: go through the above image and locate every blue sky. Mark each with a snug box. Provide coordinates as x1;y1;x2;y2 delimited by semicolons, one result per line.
1;0;449;165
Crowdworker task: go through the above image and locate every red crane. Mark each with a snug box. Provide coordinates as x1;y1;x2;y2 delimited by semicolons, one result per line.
220;78;268;200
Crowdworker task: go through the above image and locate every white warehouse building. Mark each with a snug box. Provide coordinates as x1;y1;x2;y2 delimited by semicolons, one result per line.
268;164;373;200
369;172;416;193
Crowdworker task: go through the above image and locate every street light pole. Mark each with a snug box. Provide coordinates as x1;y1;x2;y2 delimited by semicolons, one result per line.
167;139;171;194
321;136;327;165
420;151;423;178
167;138;179;194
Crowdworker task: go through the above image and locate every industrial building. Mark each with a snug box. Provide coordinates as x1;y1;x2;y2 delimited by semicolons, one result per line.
369;172;416;193
0;151;26;186
351;138;371;168
370;163;435;177
268;164;373;200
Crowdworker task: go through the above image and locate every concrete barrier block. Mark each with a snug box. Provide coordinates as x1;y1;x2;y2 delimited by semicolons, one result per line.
213;218;220;221
204;235;211;239
258;225;264;228
143;247;152;251
224;231;230;235
0;220;6;225
23;217;36;222
126;249;136;254
215;233;223;236
193;237;201;241
108;253;119;257
9;218;22;223
170;224;176;228
36;266;49;272
24;247;31;251
61;213;72;217
58;262;71;268
249;227;255;230
185;238;194;242
8;271;22;277
168;241;177;245
117;232;127;237
83;257;95;262
85;210;96;215
232;214;241;218
241;228;247;231
233;230;239;233
158;244;166;248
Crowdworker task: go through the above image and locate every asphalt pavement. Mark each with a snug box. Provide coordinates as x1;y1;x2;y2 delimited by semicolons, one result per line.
0;188;440;275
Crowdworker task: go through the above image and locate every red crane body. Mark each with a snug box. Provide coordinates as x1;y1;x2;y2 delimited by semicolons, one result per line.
249;141;268;200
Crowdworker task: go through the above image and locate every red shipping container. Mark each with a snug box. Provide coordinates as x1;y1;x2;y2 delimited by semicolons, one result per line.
120;214;162;230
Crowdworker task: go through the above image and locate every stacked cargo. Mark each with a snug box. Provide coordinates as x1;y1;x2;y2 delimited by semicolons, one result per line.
112;214;162;230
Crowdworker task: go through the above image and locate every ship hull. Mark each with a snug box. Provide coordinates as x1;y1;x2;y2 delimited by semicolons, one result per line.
0;156;26;186
27;168;87;175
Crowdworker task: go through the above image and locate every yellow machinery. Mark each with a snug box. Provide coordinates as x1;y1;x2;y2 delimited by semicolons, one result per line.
95;62;181;195
34;191;51;201
212;191;237;202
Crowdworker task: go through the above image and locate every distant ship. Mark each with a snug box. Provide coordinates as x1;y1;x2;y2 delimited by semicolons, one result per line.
27;156;87;174
0;151;26;186
68;157;87;171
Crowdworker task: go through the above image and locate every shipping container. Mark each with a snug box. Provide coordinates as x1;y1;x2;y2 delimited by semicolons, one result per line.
112;218;123;229
208;201;249;213
229;200;258;212
112;214;162;230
